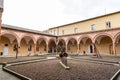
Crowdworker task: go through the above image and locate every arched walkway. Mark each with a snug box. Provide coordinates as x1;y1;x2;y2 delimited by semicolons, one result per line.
48;39;56;54
0;34;18;55
94;35;113;54
67;38;77;53
57;39;65;52
114;33;120;54
36;38;47;53
79;37;93;54
20;36;35;55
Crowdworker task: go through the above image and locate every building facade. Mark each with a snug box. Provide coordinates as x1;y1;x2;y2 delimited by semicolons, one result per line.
45;11;120;36
0;10;120;56
0;24;57;56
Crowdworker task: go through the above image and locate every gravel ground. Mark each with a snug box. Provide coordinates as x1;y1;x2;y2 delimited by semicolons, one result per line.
0;56;45;63
72;55;120;62
8;59;120;80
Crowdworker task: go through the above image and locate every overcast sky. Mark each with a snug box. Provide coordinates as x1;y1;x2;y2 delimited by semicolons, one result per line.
2;0;120;31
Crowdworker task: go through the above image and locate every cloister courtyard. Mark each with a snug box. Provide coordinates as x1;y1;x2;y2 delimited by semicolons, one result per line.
1;0;120;80
0;54;120;80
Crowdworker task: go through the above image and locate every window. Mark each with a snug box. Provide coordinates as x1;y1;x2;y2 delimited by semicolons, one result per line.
53;30;57;35
91;24;96;30
106;21;111;29
62;30;64;35
74;28;78;33
49;31;52;34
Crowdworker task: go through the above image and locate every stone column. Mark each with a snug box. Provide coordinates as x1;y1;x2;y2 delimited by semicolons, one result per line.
46;44;49;53
65;44;67;53
92;43;95;53
34;44;36;54
77;43;80;53
112;42;116;55
17;40;21;54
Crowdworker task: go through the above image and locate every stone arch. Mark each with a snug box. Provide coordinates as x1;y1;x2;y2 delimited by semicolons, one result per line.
66;37;77;45
78;35;93;44
114;32;120;43
78;35;93;54
93;33;113;54
48;38;56;45
37;36;48;45
1;31;20;41
0;31;19;55
66;37;78;53
20;34;36;44
114;32;120;54
19;34;36;54
36;37;48;53
93;32;113;43
58;39;66;46
57;39;66;52
48;38;56;53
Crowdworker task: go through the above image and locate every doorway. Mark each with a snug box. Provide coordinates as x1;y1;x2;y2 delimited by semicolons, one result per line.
88;45;93;53
4;44;9;55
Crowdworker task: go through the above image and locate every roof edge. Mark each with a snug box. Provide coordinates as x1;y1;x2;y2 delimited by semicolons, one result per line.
49;11;120;30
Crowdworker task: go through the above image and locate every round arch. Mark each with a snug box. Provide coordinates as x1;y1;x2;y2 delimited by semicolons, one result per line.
78;35;93;44
58;39;65;45
114;32;120;43
57;39;66;52
48;38;56;53
66;37;78;45
93;33;113;43
1;31;20;41
48;38;56;45
93;33;113;54
36;37;48;53
114;32;120;54
67;38;78;53
19;34;36;55
20;34;36;44
78;35;93;54
0;32;19;55
37;36;48;45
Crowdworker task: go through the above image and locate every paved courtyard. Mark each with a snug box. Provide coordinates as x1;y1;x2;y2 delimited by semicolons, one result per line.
7;59;119;80
0;55;120;80
0;65;20;80
72;55;120;63
0;56;46;63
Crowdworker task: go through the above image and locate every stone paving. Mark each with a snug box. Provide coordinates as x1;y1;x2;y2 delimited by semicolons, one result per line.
72;55;120;63
0;56;46;63
0;65;20;80
0;55;119;80
0;56;56;80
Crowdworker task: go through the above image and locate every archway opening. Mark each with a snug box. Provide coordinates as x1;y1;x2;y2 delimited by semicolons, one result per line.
115;35;120;54
88;44;93;53
36;39;47;53
58;39;65;52
79;38;92;54
0;34;17;56
48;40;56;54
67;38;77;53
95;36;112;54
20;36;34;55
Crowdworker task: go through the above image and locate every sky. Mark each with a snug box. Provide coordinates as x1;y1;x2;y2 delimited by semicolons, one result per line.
2;0;120;31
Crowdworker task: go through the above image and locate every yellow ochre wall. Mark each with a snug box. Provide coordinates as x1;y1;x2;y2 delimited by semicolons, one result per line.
0;36;17;55
46;12;120;35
